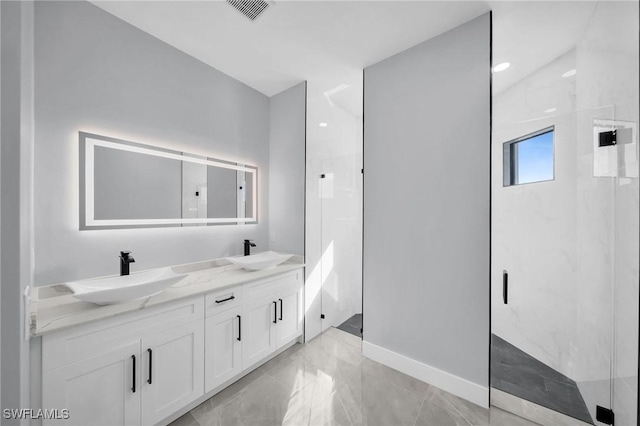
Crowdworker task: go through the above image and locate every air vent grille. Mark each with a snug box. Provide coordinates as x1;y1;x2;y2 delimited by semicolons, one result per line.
227;0;270;21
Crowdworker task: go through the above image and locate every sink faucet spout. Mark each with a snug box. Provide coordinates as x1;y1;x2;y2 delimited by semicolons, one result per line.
243;240;256;256
120;251;135;276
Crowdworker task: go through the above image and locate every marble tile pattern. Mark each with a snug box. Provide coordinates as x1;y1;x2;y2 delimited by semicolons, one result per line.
491;48;584;383
30;257;304;336
171;328;538;426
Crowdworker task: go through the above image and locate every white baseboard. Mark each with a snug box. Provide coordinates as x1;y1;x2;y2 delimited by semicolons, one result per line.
362;341;489;408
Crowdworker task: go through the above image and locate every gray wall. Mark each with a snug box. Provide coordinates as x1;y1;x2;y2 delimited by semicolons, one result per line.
268;82;306;255
34;1;270;284
363;12;490;390
1;0;34;420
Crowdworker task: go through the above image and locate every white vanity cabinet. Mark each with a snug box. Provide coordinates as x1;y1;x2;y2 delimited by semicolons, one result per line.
140;320;204;425
42;342;142;426
38;266;304;426
276;283;303;348
241;270;303;369
204;285;243;392
241;295;279;367
204;270;303;389
41;297;204;426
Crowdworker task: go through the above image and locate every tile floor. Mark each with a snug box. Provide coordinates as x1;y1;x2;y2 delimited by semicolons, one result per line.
171;328;539;426
337;314;363;338
491;335;592;424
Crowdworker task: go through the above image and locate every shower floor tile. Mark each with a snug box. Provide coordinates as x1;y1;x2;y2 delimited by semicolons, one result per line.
337;313;363;338
491;334;594;424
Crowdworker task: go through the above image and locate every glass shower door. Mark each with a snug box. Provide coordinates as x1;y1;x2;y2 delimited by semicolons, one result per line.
491;2;638;424
319;154;363;335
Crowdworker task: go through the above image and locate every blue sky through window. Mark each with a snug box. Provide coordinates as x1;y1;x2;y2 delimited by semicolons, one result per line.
516;130;554;184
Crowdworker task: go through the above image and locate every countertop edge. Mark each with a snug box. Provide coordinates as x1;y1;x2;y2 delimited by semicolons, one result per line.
31;259;305;337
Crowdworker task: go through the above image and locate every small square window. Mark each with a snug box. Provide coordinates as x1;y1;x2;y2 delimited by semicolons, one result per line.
503;127;554;186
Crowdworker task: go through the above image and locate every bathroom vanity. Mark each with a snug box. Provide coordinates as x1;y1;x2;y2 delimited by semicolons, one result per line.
30;257;304;425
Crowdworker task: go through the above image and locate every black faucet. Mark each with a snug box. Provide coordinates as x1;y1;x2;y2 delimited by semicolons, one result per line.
120;251;135;276
243;240;256;256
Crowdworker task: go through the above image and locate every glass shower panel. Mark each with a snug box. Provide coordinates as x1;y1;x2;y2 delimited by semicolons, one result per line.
609;2;640;422
319;154;363;335
491;2;638;425
492;105;616;425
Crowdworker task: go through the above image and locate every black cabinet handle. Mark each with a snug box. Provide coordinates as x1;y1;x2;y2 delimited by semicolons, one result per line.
215;295;235;304
131;355;136;393
503;270;508;304
279;298;283;321
147;348;152;384
237;315;242;341
273;301;277;323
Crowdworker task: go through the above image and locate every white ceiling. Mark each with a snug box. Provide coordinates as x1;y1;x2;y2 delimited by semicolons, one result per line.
91;0;598;109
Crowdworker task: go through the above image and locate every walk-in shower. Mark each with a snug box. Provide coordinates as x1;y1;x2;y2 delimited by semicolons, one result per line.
491;2;639;425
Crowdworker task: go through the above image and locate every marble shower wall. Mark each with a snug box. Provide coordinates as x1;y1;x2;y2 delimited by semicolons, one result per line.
492;2;638;423
492;49;580;378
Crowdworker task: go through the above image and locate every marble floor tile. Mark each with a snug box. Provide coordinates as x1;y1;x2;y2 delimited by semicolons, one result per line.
172;328;538;426
487;407;540;426
417;385;490;426
324;326;362;349
359;357;430;397
200;373;300;426
190;366;267;421
345;373;425;426
281;373;353;426
170;412;200;426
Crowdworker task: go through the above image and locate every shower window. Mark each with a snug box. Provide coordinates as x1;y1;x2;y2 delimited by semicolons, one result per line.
503;127;555;186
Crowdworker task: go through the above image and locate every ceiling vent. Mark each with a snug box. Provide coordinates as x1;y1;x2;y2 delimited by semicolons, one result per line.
227;0;271;21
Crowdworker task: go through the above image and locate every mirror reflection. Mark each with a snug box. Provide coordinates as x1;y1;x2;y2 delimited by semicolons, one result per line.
80;132;257;229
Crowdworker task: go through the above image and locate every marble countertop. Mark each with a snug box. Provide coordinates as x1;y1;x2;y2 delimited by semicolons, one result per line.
31;255;304;336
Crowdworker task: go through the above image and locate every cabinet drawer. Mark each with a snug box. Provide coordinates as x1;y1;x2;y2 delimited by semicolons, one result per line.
43;296;204;372
205;285;242;317
243;269;302;301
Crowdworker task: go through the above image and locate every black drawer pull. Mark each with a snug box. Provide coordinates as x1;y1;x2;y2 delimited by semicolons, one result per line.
279;298;283;321
215;295;235;304
503;270;508;304
237;315;242;341
273;301;277;323
131;355;136;393
147;348;152;384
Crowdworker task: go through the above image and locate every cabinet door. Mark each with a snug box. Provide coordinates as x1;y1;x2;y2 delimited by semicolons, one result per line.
276;285;303;348
241;296;277;368
141;320;204;425
205;307;242;392
42;342;141;426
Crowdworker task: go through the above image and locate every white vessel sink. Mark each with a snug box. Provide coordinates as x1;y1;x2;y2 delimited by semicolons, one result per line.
226;251;293;271
67;268;187;305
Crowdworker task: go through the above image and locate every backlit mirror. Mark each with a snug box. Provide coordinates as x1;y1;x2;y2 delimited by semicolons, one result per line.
80;132;257;229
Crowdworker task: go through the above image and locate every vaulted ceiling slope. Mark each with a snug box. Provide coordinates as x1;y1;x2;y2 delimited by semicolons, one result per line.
91;1;598;97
